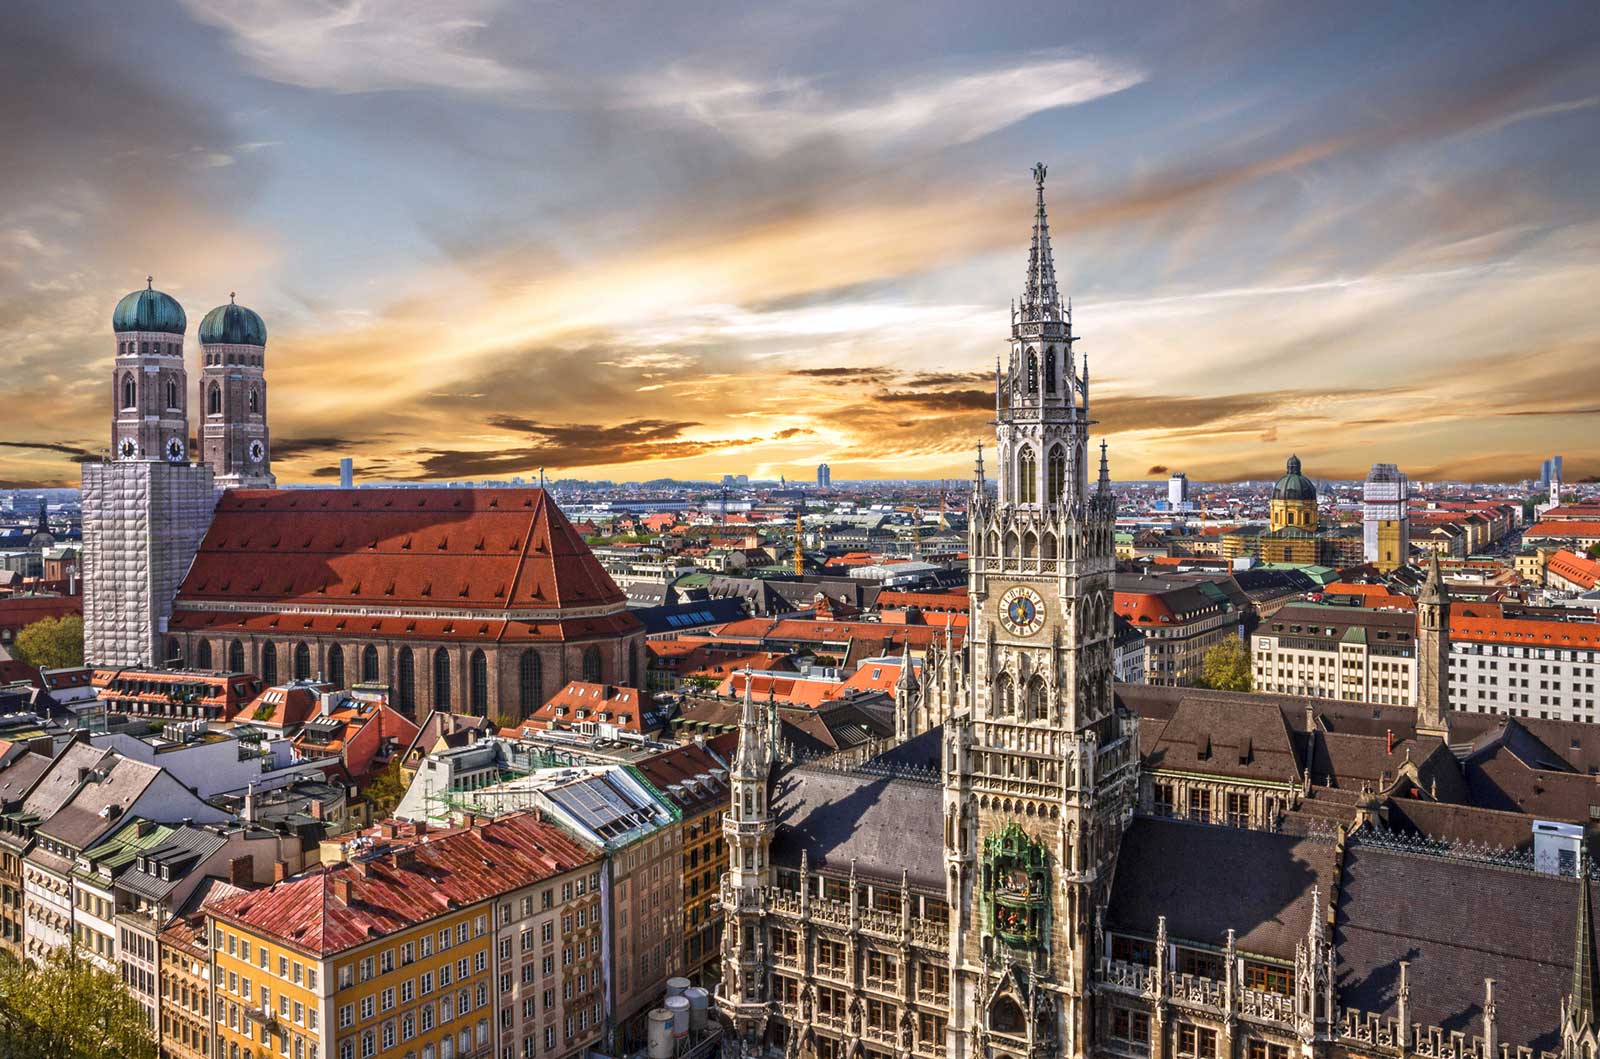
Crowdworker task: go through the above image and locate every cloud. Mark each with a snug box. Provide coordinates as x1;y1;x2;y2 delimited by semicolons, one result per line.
179;0;536;96
633;51;1144;156
1147;465;1169;476
0;440;97;462
269;435;359;460
415;418;767;478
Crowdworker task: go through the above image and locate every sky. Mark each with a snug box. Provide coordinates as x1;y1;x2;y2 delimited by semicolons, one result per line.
2;1;1598;488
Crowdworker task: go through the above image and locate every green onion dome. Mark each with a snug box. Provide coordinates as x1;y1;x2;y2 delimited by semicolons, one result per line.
112;279;186;334
198;295;267;346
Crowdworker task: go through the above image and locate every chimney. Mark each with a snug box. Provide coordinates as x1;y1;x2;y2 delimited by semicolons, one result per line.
393;846;419;871
330;875;353;904
229;854;254;886
243;782;257;824
379;821;399;839
414;821;428;836
273;861;290;883
309;798;324;820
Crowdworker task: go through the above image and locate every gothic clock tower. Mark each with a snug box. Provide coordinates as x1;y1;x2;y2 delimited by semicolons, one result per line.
942;165;1139;1059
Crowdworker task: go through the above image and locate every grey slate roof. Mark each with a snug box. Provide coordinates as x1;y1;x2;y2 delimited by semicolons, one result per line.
116;827;230;902
38;756;162;849
1333;842;1584;1053
769;763;943;892
1106;816;1338;960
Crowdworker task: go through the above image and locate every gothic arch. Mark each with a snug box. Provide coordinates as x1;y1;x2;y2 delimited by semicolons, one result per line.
166;378;179;410
196;640;213;669
1021;530;1038;560
207;383;222;416
1044;346;1057;393
1046;445;1067;505
1026;351;1038;393
1017;447;1037;504
397;648;415;711
261;643;278;685
1025;674;1047;722
433;648;452;709
1003;531;1018;559
121;374;137;410
469;648;488;714
519;650;542;717
327;644;345;689
361;645;379;683
1042;532;1058;560
248;388;259;414
228;639;245;673
581;646;603;684
293;642;311;681
166;637;182;665
994;671;1015;716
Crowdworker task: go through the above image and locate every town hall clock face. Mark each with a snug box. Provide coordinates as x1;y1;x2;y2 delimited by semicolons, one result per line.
998;586;1047;637
248;440;266;464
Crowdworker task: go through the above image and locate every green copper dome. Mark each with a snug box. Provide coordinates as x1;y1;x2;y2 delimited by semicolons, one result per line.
1272;455;1318;502
198;297;267;346
112;280;187;335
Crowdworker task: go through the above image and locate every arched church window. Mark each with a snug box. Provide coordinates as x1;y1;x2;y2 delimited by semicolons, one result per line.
397;648;415;711
1047;446;1067;506
1022;531;1038;559
229;639;245;673
989;996;1025;1035
433;648;452;709
261;643;277;685
327;644;345;689
166;379;179;410
1017;448;1037;504
582;646;603;684
208;384;221;416
122;374;137;410
469;649;488;715
362;645;379;683
293;642;311;681
1026;352;1038;394
167;637;182;665
196;640;213;669
1044;347;1057;394
248;388;259;414
519;650;543;717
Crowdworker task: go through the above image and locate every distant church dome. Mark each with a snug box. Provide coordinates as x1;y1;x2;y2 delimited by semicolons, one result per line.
199;296;267;346
1272;455;1318;501
112;279;187;334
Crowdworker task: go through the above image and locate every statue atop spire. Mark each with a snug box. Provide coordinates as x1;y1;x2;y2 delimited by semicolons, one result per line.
1022;162;1064;324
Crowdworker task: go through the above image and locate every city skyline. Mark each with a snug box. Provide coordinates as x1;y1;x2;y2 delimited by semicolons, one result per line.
3;2;1599;488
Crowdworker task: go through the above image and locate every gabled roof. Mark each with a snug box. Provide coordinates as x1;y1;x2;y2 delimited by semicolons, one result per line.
530;681;663;735
769;764;943;891
1142;695;1301;785
173;489;636;642
209;813;599;955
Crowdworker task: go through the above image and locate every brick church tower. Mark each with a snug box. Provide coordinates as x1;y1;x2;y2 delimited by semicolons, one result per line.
83;280;218;667
197;294;275;487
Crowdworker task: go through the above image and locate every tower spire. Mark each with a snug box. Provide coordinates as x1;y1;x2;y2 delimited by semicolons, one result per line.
1572;862;1597;1026
1023;162;1063;321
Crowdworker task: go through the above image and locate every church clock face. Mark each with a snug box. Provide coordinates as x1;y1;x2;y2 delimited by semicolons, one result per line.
248;440;266;464
118;438;136;460
998;586;1046;637
165;437;185;462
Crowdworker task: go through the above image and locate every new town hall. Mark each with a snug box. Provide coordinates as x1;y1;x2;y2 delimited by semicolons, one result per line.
715;169;1594;1059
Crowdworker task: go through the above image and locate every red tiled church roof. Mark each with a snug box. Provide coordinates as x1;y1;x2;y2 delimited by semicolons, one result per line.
172;488;638;645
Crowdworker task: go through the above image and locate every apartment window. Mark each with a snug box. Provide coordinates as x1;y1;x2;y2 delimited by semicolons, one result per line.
1179;1025;1217;1058
338;1005;354;1030
1249;1043;1290;1059
360;996;375;1021
1225;792;1250;828
1187;788;1212;823
1243;963;1293;996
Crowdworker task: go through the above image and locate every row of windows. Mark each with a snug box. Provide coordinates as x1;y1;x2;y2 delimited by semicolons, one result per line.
178;639;599;714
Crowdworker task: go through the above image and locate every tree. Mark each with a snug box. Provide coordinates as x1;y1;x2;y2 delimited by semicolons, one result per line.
0;947;156;1059
1199;637;1253;692
11;614;84;670
363;760;409;820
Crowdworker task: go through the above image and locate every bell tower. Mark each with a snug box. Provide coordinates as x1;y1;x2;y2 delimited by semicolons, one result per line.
198;293;274;488
110;277;190;464
943;165;1139;1059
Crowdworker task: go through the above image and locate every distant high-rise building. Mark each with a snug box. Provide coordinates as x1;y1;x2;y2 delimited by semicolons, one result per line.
339;457;353;488
1542;457;1553;486
1167;471;1189;509
1554;454;1564;481
816;463;831;488
1362;462;1410;572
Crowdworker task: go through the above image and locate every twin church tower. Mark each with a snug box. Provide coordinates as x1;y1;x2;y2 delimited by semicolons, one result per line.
84;281;276;667
109;279;274;486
